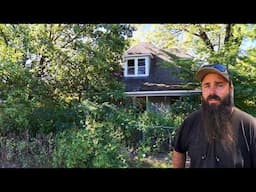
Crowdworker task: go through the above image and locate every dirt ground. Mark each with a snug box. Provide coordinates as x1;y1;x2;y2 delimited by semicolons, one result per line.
143;152;172;168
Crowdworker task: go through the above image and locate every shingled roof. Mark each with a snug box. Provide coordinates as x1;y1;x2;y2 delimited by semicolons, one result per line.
123;42;193;92
124;42;191;62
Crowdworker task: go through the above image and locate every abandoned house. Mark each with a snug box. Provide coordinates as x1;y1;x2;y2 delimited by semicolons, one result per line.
122;42;201;112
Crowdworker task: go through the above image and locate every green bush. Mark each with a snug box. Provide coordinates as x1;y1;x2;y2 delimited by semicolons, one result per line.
52;117;129;168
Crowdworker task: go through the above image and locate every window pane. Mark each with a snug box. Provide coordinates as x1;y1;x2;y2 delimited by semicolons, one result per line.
127;60;135;75
138;59;145;74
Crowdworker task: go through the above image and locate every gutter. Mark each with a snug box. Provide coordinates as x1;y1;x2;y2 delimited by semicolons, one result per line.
125;89;201;97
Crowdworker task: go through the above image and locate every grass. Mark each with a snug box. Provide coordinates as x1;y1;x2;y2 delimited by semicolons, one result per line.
128;152;173;168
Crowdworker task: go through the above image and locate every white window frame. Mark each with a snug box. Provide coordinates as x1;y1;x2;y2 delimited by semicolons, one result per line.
124;56;150;77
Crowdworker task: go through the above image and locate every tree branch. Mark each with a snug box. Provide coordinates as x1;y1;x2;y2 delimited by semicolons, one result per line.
224;24;233;44
198;29;214;51
61;25;88;48
0;29;9;46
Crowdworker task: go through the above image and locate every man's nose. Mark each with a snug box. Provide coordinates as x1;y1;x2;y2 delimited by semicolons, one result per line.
208;86;216;95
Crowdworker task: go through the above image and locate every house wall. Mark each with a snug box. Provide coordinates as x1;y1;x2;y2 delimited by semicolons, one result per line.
150;57;183;85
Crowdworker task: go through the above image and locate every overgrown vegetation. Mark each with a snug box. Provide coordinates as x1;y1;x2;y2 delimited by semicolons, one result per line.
0;24;255;167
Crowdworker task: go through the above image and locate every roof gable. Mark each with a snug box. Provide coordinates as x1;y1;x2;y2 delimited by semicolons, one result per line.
124;42;192;62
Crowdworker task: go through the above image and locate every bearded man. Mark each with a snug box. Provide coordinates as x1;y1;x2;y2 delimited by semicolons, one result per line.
172;64;256;168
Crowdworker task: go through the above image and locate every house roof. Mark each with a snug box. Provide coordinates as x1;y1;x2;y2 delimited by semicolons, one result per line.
124;42;154;57
124;42;192;62
123;42;196;95
125;89;201;97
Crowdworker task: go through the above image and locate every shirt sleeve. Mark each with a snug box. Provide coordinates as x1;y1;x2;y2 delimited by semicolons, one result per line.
172;119;189;153
250;118;256;167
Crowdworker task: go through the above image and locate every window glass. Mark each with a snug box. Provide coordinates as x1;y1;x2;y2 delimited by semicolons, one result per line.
138;59;146;74
127;59;135;75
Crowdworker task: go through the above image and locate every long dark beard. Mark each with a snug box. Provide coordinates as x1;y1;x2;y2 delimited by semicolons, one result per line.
202;93;235;152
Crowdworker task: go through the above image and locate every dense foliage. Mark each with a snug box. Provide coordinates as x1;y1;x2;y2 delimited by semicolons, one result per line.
0;24;255;167
133;24;256;116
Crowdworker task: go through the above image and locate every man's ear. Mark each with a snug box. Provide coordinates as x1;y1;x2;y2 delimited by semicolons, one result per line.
230;86;234;97
229;81;234;91
229;81;234;104
230;84;233;91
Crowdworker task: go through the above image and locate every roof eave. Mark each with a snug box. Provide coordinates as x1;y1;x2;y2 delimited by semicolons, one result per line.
125;90;201;97
123;53;153;59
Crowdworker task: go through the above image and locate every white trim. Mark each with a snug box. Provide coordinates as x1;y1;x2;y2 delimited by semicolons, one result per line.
123;53;153;59
125;90;201;97
124;56;150;77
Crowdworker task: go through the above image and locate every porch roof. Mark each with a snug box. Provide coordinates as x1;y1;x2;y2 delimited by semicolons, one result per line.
125;89;201;97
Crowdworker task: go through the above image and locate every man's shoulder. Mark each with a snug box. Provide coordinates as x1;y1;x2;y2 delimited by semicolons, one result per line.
187;109;202;119
233;107;255;120
183;109;202;124
233;107;256;126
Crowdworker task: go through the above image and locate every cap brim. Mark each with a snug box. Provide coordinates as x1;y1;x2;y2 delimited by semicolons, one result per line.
196;68;229;82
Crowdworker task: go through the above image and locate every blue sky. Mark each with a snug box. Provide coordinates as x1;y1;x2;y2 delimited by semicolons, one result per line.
133;24;152;40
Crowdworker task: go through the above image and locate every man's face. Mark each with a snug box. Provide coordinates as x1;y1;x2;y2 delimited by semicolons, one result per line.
201;73;232;106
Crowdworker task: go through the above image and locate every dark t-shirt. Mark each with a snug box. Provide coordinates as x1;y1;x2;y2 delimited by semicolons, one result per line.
172;107;256;168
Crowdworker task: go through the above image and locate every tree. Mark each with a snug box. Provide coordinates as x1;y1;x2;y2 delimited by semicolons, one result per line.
132;24;256;115
0;24;135;134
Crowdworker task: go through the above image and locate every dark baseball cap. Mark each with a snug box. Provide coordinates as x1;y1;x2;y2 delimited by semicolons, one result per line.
195;64;230;82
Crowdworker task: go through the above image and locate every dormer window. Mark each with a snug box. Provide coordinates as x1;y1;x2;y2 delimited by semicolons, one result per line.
127;60;135;75
138;59;146;74
124;56;150;77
